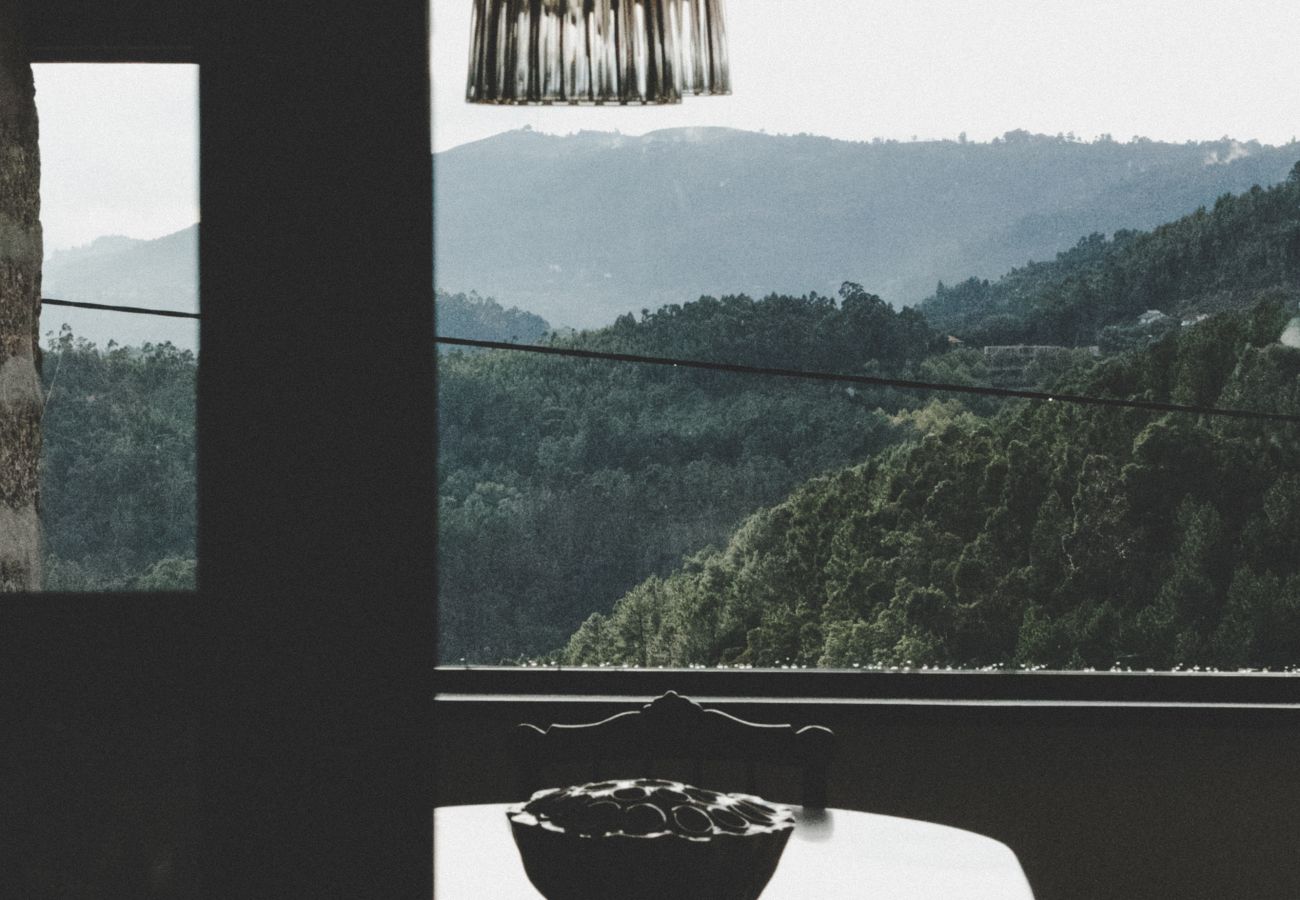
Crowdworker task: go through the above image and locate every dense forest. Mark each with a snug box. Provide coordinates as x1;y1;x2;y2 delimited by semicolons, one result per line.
34;291;543;592
437;285;946;661
39;327;197;590
37;162;1300;671
442;165;1300;667
920;162;1300;347
560;167;1300;670
563;297;1300;670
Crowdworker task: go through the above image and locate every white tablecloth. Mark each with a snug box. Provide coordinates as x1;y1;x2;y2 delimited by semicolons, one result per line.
434;804;1034;899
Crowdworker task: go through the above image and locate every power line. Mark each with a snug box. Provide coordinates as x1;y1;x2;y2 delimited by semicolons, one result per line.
37;298;1300;425
41;296;201;320
436;335;1300;426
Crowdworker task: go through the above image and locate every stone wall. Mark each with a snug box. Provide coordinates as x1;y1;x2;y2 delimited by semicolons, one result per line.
0;3;43;591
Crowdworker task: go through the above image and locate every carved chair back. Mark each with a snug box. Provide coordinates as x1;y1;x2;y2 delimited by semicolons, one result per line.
513;692;834;807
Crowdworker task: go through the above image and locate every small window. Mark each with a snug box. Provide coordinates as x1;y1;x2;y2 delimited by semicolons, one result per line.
34;63;198;591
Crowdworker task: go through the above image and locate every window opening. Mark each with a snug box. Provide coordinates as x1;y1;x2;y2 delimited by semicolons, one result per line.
460;1;1300;676
33;63;199;592
432;0;1300;672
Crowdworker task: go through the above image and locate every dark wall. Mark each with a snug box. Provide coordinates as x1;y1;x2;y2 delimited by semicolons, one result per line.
437;697;1300;900
23;0;194;60
7;687;1295;899
0;597;200;899
8;1;436;898
195;0;436;896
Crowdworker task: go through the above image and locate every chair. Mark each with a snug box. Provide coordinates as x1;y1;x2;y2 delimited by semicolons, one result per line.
512;691;834;807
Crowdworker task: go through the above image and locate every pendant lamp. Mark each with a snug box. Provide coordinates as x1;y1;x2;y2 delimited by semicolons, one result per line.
466;0;730;105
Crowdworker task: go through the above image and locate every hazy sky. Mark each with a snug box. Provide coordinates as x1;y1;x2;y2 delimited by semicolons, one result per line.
432;0;1300;151
35;64;198;254
27;3;1300;251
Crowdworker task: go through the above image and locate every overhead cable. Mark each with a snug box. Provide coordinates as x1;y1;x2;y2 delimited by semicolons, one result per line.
37;298;1300;425
41;296;201;320
436;335;1300;426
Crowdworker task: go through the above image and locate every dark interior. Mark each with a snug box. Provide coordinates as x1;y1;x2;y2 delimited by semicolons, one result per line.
2;3;1297;898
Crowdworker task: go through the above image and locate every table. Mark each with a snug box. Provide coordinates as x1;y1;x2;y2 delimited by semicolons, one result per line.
434;804;1034;899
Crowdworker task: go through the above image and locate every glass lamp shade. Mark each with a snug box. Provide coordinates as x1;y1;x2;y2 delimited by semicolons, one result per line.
466;0;730;105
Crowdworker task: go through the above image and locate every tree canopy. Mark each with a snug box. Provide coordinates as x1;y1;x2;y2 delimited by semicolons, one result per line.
437;285;944;661
919;161;1300;347
564;298;1300;670
40;327;197;590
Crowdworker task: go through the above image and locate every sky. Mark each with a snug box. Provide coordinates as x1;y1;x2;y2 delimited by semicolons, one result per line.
26;2;1300;250
433;0;1300;151
35;63;198;254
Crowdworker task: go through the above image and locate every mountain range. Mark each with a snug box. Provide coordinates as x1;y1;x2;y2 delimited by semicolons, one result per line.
39;128;1300;347
41;227;199;349
435;127;1300;328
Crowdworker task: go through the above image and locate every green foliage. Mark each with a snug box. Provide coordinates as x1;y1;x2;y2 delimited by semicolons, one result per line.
126;556;197;591
40;327;196;590
919;170;1300;346
437;287;942;661
564;299;1300;670
561;283;943;371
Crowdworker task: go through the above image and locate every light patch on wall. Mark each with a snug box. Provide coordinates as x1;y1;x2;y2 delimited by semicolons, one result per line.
0;504;40;588
0;354;42;408
1280;317;1300;349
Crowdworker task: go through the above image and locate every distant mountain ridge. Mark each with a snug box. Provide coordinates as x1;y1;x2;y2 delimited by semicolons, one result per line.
39;228;554;352
41;226;198;348
435;290;549;347
44;129;1300;347
435;127;1300;328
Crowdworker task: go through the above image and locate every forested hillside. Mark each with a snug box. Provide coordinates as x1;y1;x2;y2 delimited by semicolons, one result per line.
563;298;1300;670
445;165;1300;665
560;163;1300;672
39;328;197;590
35;289;551;591
36;157;1300;672
921;162;1300;346
437;285;945;661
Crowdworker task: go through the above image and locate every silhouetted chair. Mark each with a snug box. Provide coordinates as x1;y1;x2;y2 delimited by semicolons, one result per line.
513;691;834;807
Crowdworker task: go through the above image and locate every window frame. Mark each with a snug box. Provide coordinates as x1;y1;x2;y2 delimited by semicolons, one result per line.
433;666;1300;706
12;2;436;898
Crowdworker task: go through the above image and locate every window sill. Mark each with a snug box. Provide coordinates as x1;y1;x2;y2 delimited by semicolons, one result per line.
433;665;1300;707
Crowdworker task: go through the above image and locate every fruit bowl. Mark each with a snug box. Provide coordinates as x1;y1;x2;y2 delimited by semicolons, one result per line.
507;778;795;900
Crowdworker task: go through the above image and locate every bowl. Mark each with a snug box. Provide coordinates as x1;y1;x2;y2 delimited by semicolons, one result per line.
507;778;795;900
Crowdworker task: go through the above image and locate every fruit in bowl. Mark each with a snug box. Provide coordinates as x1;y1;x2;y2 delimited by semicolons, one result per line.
507;777;796;900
